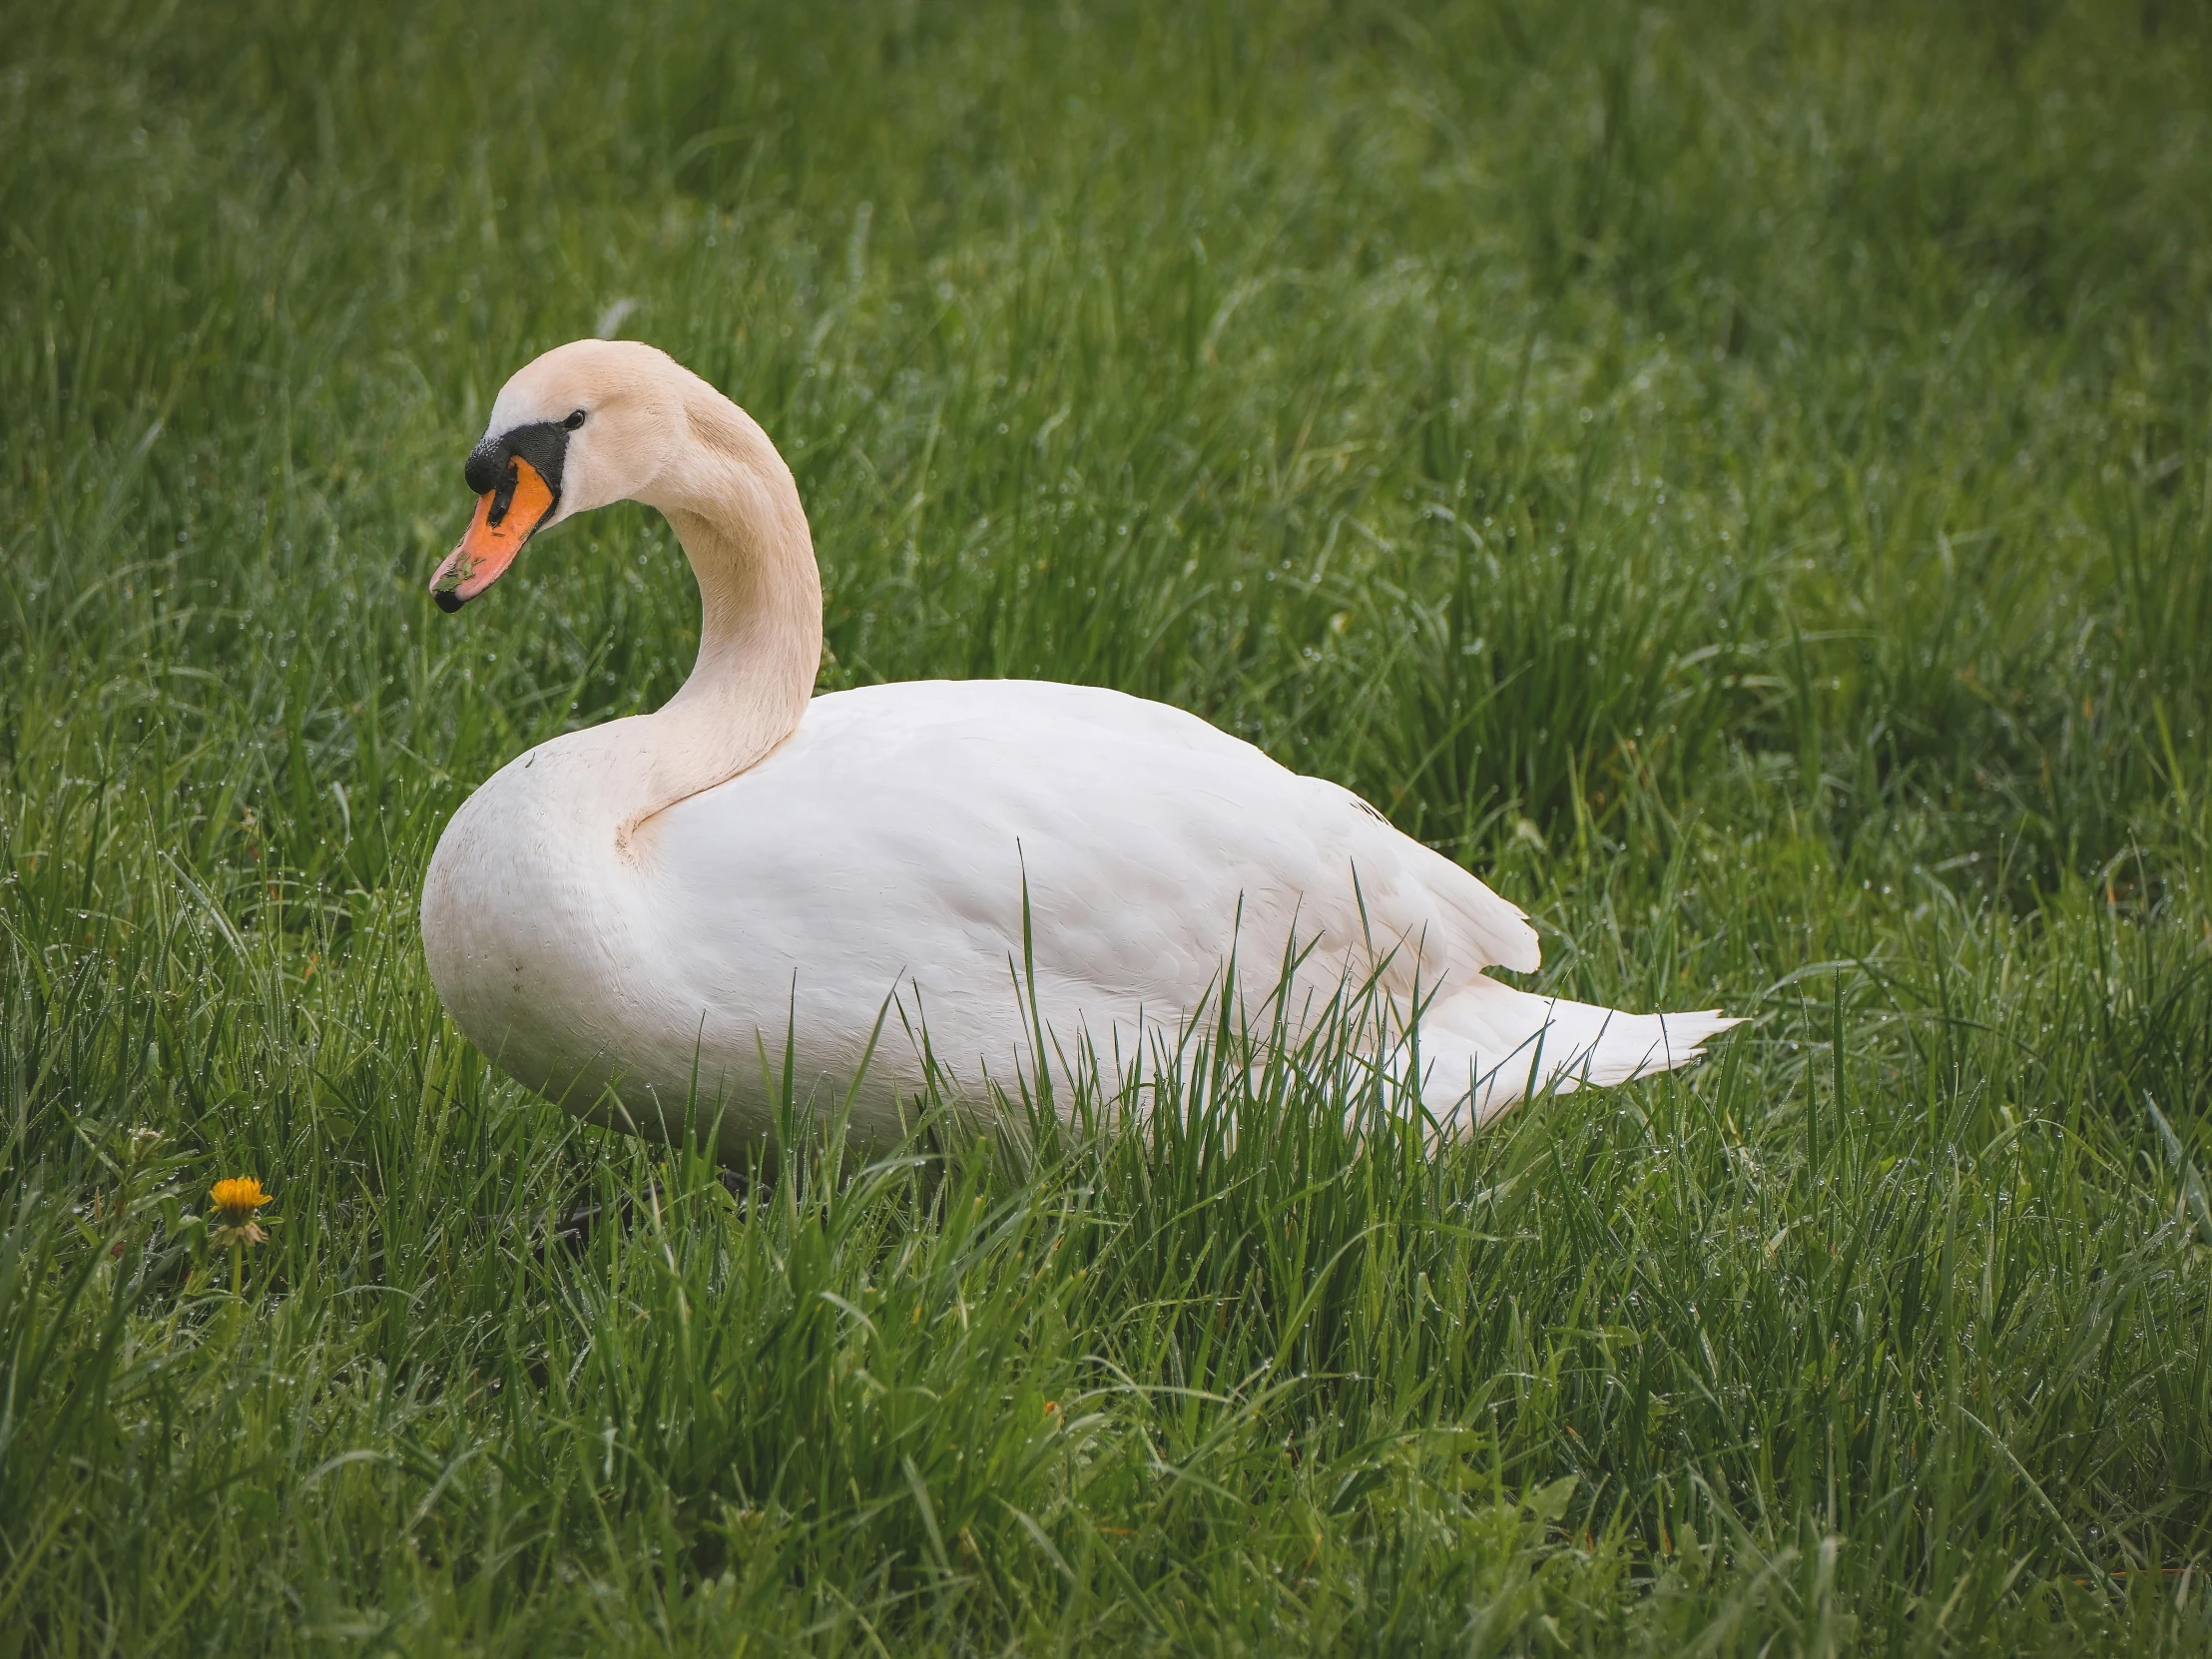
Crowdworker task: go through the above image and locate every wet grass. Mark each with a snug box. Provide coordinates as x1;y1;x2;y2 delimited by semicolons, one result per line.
3;0;2211;1651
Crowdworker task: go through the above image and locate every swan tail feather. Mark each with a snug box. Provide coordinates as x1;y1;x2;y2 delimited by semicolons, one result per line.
1412;975;1742;1133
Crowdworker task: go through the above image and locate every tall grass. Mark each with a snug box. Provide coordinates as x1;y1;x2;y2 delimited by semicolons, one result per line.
2;0;2210;1650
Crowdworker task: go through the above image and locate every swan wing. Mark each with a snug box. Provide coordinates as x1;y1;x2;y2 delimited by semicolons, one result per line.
648;680;1537;1042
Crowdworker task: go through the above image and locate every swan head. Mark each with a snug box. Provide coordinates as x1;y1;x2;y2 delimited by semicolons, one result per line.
430;338;685;611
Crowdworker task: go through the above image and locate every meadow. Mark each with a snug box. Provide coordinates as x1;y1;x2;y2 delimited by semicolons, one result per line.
4;0;2211;1650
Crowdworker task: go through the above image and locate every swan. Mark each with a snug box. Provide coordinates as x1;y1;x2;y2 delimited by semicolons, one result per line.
420;339;1737;1157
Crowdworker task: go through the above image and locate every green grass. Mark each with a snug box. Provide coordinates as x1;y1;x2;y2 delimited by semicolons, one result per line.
4;0;2212;1650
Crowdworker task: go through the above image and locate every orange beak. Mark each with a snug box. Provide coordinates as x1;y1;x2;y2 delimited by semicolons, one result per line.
430;453;557;611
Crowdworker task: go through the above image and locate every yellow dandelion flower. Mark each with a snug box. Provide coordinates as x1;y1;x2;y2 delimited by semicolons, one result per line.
210;1177;272;1218
210;1177;273;1253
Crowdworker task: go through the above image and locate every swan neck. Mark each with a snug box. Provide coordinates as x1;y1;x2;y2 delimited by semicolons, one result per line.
629;389;821;834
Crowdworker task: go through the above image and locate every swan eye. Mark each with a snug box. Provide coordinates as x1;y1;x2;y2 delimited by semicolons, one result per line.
563;409;586;430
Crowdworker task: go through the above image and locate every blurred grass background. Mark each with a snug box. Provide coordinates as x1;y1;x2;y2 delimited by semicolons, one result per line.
2;0;2211;1651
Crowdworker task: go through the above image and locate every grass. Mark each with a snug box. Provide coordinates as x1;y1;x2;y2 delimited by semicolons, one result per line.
3;0;2211;1649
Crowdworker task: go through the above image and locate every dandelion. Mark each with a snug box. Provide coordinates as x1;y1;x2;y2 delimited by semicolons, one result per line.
210;1177;273;1298
210;1176;273;1244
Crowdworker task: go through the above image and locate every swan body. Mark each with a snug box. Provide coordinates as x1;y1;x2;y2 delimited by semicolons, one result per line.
420;341;1736;1155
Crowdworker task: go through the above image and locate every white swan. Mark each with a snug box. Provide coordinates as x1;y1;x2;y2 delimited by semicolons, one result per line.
420;340;1736;1156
